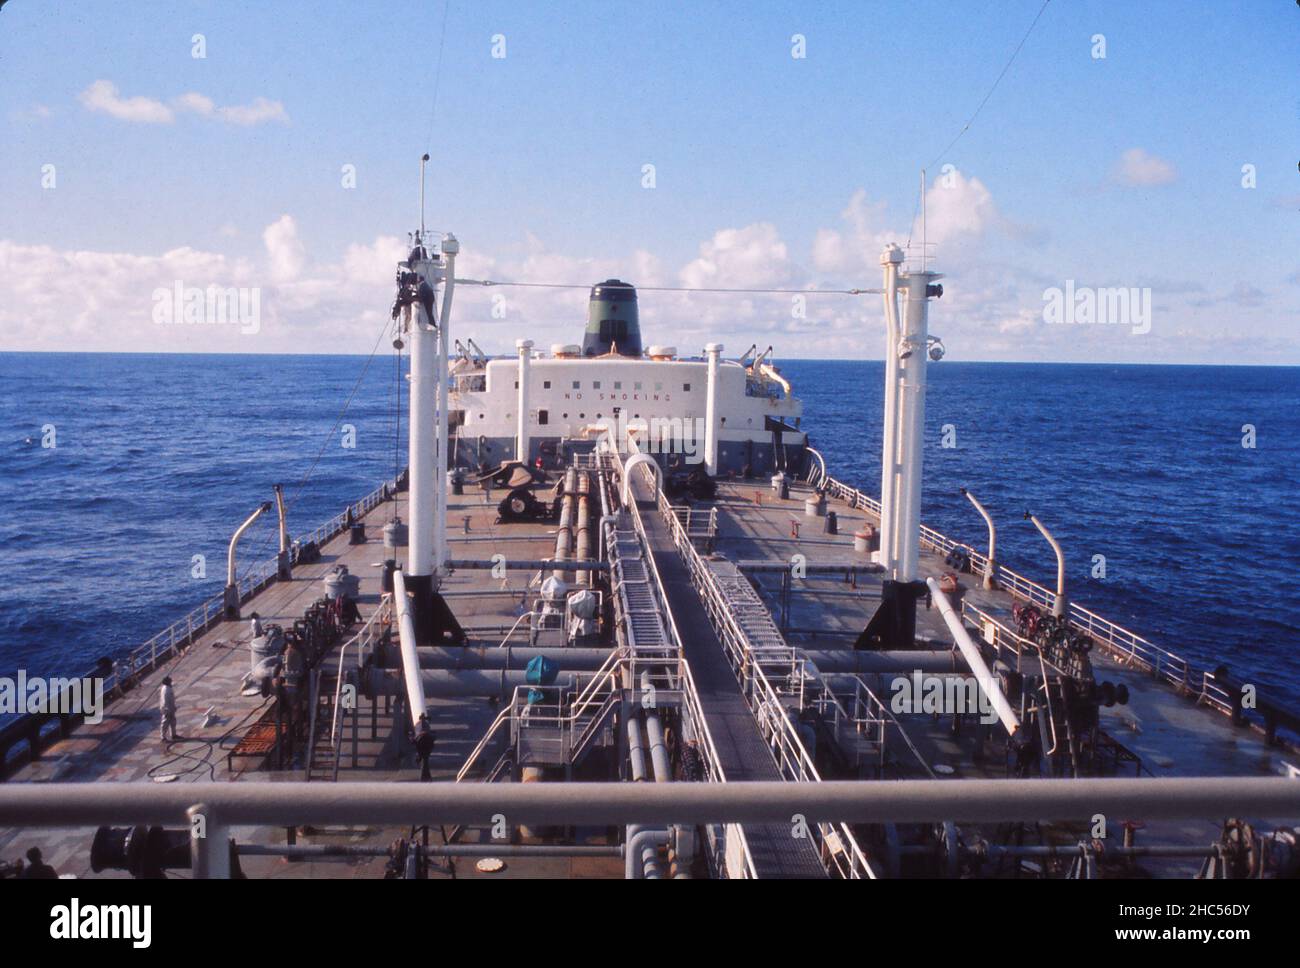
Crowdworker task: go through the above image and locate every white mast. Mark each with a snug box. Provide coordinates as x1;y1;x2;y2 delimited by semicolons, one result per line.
403;150;457;639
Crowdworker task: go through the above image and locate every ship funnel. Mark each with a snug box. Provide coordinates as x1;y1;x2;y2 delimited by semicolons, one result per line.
582;279;642;357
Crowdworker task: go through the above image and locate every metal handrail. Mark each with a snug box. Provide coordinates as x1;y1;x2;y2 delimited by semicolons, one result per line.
330;595;393;753
636;458;875;878
102;476;402;701
455;705;514;783
813;471;1252;728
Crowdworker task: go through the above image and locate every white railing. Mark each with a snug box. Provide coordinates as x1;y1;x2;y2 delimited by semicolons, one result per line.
329;594;393;759
636;458;876;878
102;476;402;701
807;469;1248;726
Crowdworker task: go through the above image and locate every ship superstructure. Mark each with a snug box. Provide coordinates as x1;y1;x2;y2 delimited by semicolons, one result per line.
448;279;804;478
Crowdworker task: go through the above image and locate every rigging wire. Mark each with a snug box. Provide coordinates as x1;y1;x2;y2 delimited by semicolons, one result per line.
234;314;394;583
453;278;882;295
423;0;452;153
907;0;1052;247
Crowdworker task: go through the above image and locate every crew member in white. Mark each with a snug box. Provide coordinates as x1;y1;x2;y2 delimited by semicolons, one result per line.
159;676;178;742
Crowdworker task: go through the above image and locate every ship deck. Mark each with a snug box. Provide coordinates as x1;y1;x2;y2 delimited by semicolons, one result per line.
4;467;1296;880
0;486;622;880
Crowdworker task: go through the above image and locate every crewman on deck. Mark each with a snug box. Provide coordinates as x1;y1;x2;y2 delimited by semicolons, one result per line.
159;676;178;742
20;848;57;879
250;612;264;639
414;714;436;781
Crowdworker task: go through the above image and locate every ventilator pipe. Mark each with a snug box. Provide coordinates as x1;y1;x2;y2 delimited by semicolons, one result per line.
273;484;291;581
959;488;997;589
925;578;1020;739
224;501;273;619
626;711;649;782
704;343;723;475
393;568;429;728
516;339;534;463
1025;511;1068;618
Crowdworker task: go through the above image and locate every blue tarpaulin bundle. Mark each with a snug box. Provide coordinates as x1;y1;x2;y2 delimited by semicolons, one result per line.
525;654;559;704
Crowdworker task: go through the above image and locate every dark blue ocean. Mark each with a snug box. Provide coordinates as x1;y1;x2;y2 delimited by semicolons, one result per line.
2;354;1298;709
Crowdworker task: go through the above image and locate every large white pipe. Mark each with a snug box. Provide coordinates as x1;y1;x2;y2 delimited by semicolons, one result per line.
704;342;722;475
516;338;533;463
226;502;273;586
877;245;903;575
960;488;997;589
925;578;1020;738
393;568;429;728
1026;512;1068;617
7;778;1297;829
407;250;440;580
435;234;458;576
894;270;938;581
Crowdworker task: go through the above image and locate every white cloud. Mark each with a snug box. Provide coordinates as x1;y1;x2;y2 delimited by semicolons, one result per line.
680;223;792;289
263;215;306;281
79;80;173;123
78;80;289;126
0;191;1293;364
173;92;216;117
218;97;289;126
916;170;1000;245
1113;148;1178;187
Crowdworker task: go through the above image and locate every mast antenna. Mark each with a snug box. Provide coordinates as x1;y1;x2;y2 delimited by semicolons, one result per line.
419;153;430;238
920;169;927;273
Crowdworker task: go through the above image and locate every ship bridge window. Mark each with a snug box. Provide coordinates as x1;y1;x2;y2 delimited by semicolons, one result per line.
634;381;642;390
538;409;549;425
572;380;581;389
683;383;691;392
614;381;622;390
593;380;601;389
544;380;551;389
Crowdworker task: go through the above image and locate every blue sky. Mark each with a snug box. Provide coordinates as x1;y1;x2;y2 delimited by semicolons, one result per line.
1;0;1297;362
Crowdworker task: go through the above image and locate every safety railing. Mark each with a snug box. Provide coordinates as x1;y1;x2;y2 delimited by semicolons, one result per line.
117;475;402;702
806;468;1261;731
614;445;759;878
638;459;876;878
1;476;404;778
329;594;393;757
